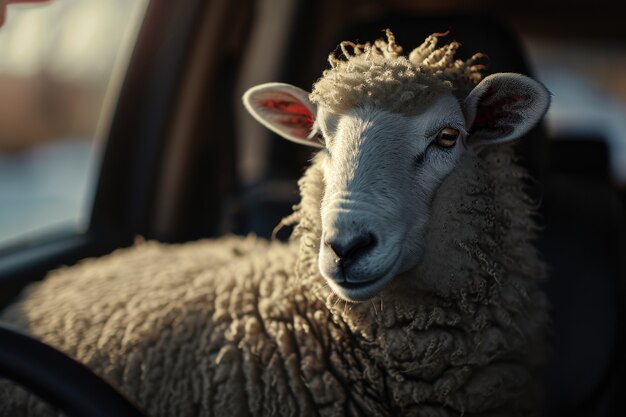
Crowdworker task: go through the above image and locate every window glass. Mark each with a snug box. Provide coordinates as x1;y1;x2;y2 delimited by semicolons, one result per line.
0;0;147;248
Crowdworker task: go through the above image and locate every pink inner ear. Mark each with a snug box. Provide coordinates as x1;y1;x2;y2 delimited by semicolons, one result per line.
471;88;532;140
260;98;314;138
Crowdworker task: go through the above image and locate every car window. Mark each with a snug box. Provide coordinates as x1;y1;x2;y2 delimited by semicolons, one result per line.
0;0;147;249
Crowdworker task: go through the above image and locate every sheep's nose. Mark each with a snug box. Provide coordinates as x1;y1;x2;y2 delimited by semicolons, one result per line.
325;233;376;265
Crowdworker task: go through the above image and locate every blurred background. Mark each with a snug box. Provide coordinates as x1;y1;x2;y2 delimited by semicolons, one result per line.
0;0;625;247
0;0;146;247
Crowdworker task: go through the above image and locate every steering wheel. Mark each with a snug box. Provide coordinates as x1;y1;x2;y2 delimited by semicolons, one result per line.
0;323;147;417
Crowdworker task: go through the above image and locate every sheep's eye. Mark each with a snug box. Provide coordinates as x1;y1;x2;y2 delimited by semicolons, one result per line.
314;133;325;146
435;127;459;148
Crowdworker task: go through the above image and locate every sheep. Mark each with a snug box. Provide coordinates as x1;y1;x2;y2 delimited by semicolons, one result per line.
0;30;550;416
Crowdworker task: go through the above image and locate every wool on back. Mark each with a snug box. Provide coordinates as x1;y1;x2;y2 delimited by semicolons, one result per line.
0;141;548;416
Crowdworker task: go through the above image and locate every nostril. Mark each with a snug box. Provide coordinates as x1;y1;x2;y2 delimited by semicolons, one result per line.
328;233;376;263
348;233;374;257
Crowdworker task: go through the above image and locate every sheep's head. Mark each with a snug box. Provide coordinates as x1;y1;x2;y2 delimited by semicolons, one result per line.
243;31;550;302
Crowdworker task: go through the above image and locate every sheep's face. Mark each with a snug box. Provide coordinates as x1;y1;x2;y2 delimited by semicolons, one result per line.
314;94;465;301
243;73;550;302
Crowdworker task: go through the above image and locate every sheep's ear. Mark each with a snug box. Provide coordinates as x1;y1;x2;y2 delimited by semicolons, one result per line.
463;73;550;146
242;82;322;148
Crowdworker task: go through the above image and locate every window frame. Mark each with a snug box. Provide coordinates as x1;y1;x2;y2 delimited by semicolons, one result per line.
0;0;207;307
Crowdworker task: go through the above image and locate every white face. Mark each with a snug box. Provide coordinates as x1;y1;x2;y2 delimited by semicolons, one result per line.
243;74;550;303
316;93;467;301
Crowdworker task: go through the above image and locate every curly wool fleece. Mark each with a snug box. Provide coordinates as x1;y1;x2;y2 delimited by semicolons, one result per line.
1;148;548;417
310;29;486;115
0;34;548;417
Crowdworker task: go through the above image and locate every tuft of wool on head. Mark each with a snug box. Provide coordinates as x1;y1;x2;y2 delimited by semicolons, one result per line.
310;29;487;114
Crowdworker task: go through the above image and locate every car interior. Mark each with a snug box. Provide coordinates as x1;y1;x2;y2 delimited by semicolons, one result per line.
0;0;623;416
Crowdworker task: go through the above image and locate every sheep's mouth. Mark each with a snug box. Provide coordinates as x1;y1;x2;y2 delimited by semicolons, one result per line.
327;256;400;302
336;279;379;290
319;240;403;302
329;274;394;302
